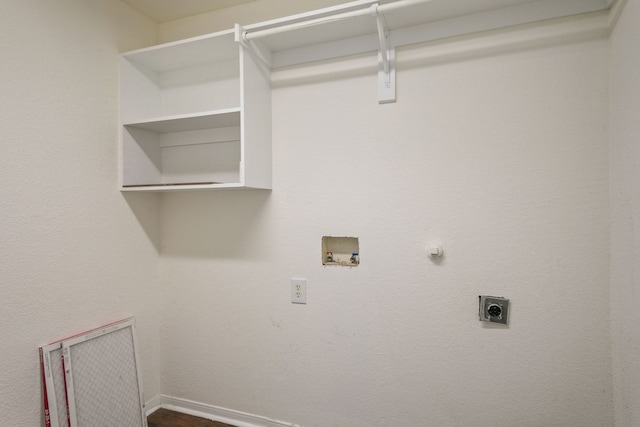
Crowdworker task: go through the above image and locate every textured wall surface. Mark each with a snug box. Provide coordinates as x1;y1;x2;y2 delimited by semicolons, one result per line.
158;6;613;426
610;0;640;425
0;1;624;426
0;1;160;425
159;0;349;43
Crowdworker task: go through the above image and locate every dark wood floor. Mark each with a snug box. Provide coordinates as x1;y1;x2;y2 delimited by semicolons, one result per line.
148;408;236;427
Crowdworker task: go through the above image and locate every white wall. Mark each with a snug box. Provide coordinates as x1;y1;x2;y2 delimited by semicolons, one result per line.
609;0;640;425
159;0;350;43
158;6;612;427
0;1;161;425
0;1;617;426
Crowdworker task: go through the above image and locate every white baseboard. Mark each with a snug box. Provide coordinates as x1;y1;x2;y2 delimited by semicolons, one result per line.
146;395;302;427
145;395;162;416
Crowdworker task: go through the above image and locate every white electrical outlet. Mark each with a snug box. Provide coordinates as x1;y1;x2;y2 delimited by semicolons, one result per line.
291;278;306;304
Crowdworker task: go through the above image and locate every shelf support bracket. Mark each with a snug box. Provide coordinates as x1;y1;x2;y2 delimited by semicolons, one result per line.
371;4;396;104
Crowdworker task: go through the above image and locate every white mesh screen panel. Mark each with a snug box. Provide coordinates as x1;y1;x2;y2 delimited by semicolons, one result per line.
63;319;146;427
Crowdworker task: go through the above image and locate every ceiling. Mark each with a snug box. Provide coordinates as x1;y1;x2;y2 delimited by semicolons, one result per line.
120;0;612;25
120;0;259;23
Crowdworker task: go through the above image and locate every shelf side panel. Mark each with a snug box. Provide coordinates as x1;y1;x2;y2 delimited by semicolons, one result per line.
122;127;162;187
240;46;272;189
120;58;161;123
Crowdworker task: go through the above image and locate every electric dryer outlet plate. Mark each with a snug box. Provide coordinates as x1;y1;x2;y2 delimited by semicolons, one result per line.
479;295;509;325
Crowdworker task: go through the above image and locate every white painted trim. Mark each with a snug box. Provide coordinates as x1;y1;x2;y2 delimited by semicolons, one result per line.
145;395;162;416
146;395;303;427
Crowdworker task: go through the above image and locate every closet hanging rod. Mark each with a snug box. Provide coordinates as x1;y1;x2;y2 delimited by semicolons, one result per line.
243;0;435;42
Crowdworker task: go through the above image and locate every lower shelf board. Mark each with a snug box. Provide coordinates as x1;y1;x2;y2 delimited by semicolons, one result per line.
123;182;219;187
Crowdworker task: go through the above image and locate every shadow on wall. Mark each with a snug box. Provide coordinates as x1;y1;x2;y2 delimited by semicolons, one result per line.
159;190;272;260
270;52;376;89
122;192;162;253
397;16;606;72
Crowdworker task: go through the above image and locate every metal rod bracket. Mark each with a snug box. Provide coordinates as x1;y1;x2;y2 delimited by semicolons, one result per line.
370;4;396;103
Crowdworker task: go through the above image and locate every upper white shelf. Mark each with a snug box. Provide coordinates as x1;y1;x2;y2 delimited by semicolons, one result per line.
122;29;237;73
240;0;611;68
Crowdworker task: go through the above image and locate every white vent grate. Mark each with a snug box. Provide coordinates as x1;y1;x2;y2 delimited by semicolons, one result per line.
62;318;147;427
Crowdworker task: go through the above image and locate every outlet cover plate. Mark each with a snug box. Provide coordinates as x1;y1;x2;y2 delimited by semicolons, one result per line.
479;295;509;325
291;278;306;304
